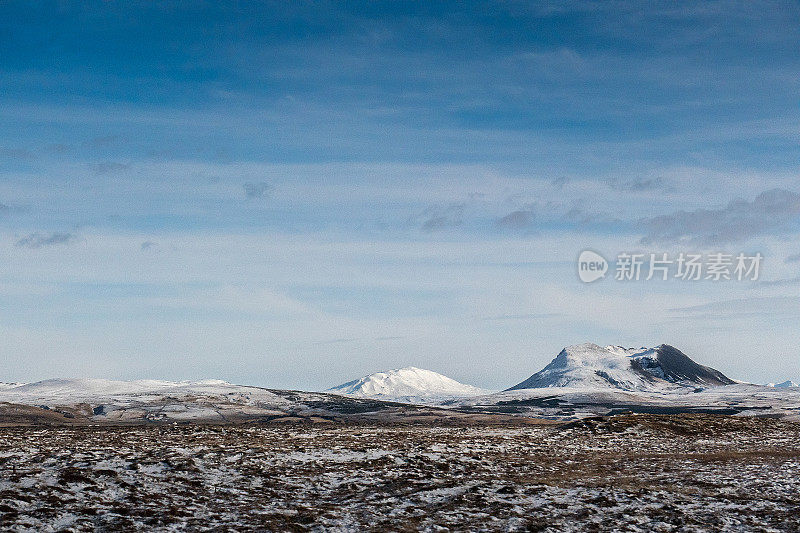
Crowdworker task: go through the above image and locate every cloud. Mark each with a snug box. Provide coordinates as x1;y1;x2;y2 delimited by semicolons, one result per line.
483;313;562;321
418;204;464;232
45;143;71;153
785;253;800;263
639;189;800;245
608;176;671;193
243;181;273;199
562;204;599;224
93;161;131;174
495;209;534;230
421;216;459;232
86;135;118;147
495;199;613;230
15;232;77;249
312;338;357;345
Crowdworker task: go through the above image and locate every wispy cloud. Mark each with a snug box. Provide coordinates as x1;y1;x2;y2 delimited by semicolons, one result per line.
243;181;272;199
312;338;357;346
483;313;562;321
495;209;534;230
416;204;464;232
87;135;118;147
93;161;131;174
15;232;77;249
639;189;800;245
608;176;673;193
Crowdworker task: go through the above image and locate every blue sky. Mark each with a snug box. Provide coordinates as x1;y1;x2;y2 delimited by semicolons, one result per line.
1;1;799;389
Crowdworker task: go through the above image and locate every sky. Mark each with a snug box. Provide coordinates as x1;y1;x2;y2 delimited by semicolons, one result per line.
1;1;799;390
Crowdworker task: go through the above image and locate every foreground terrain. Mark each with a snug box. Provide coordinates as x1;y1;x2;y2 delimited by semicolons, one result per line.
1;415;799;531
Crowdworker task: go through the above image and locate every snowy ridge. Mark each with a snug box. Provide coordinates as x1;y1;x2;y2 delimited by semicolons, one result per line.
327;367;487;404
0;378;303;423
0;378;253;404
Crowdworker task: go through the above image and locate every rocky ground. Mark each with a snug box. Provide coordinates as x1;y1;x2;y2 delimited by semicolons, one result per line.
1;414;799;531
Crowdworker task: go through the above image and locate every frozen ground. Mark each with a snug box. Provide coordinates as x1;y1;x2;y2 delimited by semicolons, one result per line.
1;414;799;531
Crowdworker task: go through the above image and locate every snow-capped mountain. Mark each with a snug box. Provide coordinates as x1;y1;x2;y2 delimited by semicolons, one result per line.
768;380;799;388
507;343;735;392
328;367;487;404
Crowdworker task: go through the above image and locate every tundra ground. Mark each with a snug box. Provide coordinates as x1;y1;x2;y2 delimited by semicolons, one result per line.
1;415;799;532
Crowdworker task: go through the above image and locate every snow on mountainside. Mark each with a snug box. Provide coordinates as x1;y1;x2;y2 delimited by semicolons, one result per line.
768;380;799;388
0;378;248;403
0;378;297;420
507;343;735;392
328;367;487;403
0;378;483;425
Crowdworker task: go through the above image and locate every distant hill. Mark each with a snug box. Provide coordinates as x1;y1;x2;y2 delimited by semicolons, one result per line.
328;367;487;403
